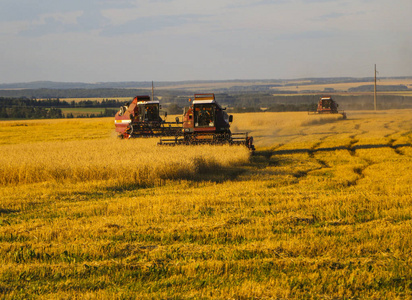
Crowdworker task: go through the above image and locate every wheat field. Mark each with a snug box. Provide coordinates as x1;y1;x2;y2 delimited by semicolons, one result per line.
1;110;412;299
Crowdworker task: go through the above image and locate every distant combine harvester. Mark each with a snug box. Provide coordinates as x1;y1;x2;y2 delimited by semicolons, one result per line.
309;96;347;119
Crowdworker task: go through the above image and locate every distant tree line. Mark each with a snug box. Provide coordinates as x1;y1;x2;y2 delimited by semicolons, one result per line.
0;88;187;99
0;97;120;119
0;97;124;108
0;106;118;120
0;107;63;119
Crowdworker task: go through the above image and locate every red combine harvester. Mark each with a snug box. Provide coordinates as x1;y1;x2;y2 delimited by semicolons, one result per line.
159;94;255;150
114;95;181;138
309;96;347;119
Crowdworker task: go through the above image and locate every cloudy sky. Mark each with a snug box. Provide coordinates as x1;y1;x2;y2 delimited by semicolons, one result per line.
0;0;411;83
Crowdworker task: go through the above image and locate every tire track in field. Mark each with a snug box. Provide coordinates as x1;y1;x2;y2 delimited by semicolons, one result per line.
343;129;407;186
308;138;331;169
254;129;412;187
292;138;332;179
252;138;333;182
346;159;374;187
254;114;412;188
343;133;373;187
346;135;359;156
384;121;398;138
387;138;405;155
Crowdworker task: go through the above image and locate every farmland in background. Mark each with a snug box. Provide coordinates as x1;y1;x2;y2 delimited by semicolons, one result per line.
1;110;412;298
1;77;412;93
60;107;115;117
1;77;412;123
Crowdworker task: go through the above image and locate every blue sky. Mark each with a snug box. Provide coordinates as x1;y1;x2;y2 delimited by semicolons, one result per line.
0;0;411;83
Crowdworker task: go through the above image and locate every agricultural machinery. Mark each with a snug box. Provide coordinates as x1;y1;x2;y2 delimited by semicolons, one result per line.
158;94;255;150
114;95;182;138
309;96;347;119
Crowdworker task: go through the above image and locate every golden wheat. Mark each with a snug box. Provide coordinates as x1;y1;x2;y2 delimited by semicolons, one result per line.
0;138;250;186
1;110;412;299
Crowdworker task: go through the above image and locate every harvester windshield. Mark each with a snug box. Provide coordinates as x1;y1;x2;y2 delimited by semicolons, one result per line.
135;102;159;122
145;104;159;121
320;99;332;109
194;104;215;127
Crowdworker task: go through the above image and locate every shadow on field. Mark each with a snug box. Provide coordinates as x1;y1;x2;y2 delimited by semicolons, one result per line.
300;115;347;126
0;208;19;215
104;183;154;193
99;166;249;193
260;143;412;156
187;166;248;183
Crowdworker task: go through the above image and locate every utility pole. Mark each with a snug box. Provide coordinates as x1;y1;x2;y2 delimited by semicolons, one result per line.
374;64;377;111
151;81;154;100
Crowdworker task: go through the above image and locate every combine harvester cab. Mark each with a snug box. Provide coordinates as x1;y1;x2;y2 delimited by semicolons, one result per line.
309;96;347;119
159;94;255;151
114;95;182;138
